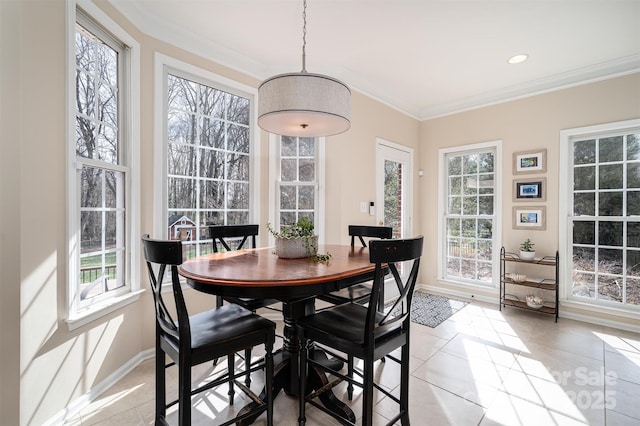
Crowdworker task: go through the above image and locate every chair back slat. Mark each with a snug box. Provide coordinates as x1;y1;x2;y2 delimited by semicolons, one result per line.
142;234;190;344
209;224;259;252
365;236;423;343
348;225;393;247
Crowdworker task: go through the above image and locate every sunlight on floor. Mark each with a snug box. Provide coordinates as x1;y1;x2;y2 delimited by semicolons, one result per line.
63;300;640;425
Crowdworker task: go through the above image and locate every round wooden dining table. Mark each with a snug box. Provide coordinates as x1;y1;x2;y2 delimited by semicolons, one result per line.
178;244;376;424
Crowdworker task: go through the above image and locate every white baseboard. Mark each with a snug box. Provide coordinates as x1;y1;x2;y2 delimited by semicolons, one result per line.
43;348;155;426
559;309;640;334
416;283;498;305
416;283;640;334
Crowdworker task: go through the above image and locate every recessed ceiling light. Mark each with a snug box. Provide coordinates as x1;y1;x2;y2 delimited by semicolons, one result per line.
508;54;528;64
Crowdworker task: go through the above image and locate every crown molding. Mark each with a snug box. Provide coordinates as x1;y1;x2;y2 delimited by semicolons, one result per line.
419;55;640;120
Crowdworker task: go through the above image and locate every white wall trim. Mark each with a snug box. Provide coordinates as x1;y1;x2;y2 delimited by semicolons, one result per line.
43;348;155;426
418;283;497;305
420;56;640;120
559;304;640;334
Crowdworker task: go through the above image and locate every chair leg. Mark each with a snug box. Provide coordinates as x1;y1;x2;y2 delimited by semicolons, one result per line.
244;348;252;387
347;355;354;400
227;352;235;405
400;344;410;425
362;355;374;426
298;338;308;426
155;342;166;422
265;341;274;426
178;355;191;426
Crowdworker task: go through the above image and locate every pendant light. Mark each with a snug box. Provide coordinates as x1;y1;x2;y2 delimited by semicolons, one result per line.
258;0;351;137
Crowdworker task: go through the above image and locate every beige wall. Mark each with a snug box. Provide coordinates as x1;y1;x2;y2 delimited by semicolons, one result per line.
419;73;640;307
324;92;421;244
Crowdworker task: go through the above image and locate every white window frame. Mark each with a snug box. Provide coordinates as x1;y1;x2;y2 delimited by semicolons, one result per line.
153;54;260;241
437;140;503;289
559;118;640;318
268;134;326;244
66;0;141;329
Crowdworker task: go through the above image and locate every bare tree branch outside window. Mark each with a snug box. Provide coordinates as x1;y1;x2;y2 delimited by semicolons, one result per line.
571;132;640;305
167;74;251;259
75;20;126;301
445;151;495;285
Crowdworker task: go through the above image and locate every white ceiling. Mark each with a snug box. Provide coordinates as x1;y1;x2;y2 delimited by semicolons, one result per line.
108;0;640;120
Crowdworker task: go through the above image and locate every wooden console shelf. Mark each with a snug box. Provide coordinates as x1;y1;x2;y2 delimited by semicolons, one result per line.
499;247;559;322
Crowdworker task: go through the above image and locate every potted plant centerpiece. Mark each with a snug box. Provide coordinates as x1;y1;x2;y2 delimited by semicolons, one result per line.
267;218;331;261
519;238;536;260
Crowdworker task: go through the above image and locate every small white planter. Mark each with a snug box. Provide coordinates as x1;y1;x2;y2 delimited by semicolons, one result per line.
275;235;318;259
519;250;536;260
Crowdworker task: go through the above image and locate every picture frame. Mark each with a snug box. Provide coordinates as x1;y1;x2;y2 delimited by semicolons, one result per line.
513;206;546;230
513;178;546;202
513;149;547;174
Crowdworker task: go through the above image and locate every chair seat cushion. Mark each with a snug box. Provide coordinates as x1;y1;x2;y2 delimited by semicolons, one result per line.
298;303;402;354
179;304;275;363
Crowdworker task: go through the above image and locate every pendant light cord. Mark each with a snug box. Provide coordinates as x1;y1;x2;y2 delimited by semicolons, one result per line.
301;0;307;73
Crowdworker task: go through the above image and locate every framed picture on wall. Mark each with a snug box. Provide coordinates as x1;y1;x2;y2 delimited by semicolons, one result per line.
513;178;546;202
513;206;546;230
513;149;547;174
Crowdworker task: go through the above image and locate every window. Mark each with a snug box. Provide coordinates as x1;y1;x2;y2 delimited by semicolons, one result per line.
163;70;254;259
68;5;139;322
278;136;318;226
561;120;640;310
269;135;325;238
439;142;501;286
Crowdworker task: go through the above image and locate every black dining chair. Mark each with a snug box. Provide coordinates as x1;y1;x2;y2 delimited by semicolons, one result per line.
209;224;280;386
298;236;424;426
315;225;394;397
142;234;275;426
317;225;393;306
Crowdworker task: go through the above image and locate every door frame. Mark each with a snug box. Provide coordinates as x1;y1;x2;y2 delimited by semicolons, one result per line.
375;138;414;239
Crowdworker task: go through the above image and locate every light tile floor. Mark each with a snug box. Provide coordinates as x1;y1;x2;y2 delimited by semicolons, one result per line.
64;300;640;425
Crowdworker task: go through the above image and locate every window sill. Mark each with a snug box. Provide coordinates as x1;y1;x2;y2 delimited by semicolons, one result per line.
66;289;145;331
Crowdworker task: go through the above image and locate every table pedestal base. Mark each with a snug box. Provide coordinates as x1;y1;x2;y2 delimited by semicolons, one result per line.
237;346;354;425
235;297;354;425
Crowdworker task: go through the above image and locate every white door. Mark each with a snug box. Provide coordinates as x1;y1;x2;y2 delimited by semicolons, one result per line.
376;139;413;239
